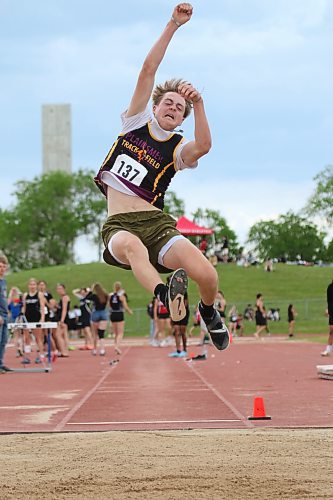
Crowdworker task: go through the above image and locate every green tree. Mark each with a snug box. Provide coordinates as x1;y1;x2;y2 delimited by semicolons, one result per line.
324;238;333;263
247;211;326;261
0;170;106;270
306;165;333;224
192;208;238;256
164;191;185;218
73;170;106;261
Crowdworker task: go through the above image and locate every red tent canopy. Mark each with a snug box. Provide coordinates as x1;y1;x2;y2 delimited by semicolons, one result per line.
176;216;214;236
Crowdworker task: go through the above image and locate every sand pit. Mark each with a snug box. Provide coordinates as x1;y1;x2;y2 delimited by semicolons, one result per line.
2;428;333;499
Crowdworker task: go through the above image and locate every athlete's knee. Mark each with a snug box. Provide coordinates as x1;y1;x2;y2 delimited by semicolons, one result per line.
123;236;148;260
197;264;218;290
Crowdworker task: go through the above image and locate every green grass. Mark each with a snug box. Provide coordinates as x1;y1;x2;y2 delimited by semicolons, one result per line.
6;262;332;339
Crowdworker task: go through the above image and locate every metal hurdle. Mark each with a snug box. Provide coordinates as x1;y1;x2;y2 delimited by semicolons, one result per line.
8;321;58;373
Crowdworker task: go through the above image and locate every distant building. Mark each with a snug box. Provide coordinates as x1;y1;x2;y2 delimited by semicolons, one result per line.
42;104;71;173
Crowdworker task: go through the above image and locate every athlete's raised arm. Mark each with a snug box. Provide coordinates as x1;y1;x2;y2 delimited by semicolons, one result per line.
126;3;193;118
178;82;212;165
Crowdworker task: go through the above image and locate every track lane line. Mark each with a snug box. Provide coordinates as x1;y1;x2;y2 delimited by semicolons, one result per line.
66;419;241;425
186;360;254;429
54;348;130;431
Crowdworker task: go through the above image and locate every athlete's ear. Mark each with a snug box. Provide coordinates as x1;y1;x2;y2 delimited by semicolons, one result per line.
152;104;157;115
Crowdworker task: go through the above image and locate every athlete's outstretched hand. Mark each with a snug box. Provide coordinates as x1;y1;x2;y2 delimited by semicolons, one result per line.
178;82;202;103
172;3;193;26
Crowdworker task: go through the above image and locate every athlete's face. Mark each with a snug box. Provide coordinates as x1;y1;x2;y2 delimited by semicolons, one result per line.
153;92;186;131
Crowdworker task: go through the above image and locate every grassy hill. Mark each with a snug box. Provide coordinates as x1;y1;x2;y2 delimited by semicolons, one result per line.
6;262;333;340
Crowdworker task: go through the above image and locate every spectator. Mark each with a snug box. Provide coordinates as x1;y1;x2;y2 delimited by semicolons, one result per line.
264;259;273;272
72;288;93;350
188;304;201;338
215;290;227;321
267;308;280;321
199;236;208;256
67;306;81;340
153;296;172;347
7;287;22;322
169;291;190;357
228;305;239;338
38;280;53;321
254;293;268;339
54;283;70;357
0;255;11;373
236;313;244;337
87;283;109;356
221;236;229;263
38;280;57;356
109;281;133;356
243;304;255;321
21;278;46;364
321;279;333;356
288;304;297;338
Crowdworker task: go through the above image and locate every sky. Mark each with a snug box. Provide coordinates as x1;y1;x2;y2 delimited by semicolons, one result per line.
1;0;332;262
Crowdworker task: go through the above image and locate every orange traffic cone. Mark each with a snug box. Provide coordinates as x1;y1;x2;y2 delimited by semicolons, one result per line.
248;396;271;420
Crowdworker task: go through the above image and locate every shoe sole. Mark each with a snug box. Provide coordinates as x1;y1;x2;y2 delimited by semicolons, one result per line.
208;328;230;351
168;268;188;322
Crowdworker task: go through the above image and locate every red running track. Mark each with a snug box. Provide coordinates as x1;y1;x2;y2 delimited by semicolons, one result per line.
0;339;332;433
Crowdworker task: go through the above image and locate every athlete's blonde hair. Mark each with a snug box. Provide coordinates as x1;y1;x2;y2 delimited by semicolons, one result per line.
152;78;192;118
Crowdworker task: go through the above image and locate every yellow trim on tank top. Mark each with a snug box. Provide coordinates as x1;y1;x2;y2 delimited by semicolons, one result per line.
152;161;175;193
101;133;124;168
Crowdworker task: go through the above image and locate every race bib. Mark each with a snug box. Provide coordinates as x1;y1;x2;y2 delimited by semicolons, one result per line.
110;154;148;186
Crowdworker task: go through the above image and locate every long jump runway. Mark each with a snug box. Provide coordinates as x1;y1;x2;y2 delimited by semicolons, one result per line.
0;340;332;433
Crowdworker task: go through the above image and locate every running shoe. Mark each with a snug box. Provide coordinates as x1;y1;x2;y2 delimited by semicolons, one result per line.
199;306;230;351
166;268;188;322
21;358;31;364
178;351;187;357
91;349;97;356
99;349;106;356
168;351;181;357
68;345;76;351
191;353;207;361
35;357;41;364
0;365;12;372
321;350;331;357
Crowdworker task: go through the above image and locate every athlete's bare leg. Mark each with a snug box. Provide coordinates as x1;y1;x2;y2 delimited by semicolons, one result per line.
162;238;218;305
254;325;266;339
111;231;164;293
113;321;124;355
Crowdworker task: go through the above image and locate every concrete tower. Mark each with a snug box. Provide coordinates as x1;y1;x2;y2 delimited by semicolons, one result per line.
42;104;71;173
